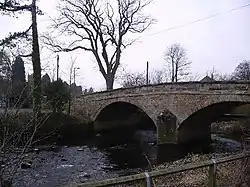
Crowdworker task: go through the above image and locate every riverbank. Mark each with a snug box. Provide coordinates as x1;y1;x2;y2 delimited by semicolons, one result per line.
0;111;94;146
112;150;249;187
152;151;249;187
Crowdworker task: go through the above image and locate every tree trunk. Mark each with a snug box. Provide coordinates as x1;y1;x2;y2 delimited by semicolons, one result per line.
171;59;175;82
175;63;178;82
105;74;114;90
31;0;41;124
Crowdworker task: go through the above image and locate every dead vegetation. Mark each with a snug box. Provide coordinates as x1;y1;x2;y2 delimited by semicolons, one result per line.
113;119;250;187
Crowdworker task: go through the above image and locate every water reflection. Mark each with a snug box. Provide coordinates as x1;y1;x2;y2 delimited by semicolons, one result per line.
92;130;157;169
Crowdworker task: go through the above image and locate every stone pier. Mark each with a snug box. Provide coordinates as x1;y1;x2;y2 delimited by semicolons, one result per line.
157;111;178;144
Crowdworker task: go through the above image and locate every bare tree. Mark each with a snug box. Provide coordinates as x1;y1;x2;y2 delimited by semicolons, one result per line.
205;67;233;81
232;60;250;81
218;73;232;81
164;44;191;82
120;71;146;88
120;68;167;88
0;50;12;81
150;69;166;84
205;67;217;81
186;72;201;81
42;0;154;90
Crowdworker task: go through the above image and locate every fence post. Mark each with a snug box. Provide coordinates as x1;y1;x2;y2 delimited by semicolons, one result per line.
144;172;151;187
208;159;217;187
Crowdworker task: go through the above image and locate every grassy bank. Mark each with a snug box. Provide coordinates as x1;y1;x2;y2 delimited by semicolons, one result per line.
211;120;249;137
0;111;94;146
150;151;249;187
113;151;249;187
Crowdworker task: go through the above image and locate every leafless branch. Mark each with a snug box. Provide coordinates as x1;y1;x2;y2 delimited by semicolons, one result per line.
164;43;192;82
0;1;31;12
42;0;154;90
0;25;32;47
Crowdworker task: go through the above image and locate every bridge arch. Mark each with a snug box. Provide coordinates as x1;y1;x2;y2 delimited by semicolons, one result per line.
177;101;249;144
93;101;157;131
179;94;250;124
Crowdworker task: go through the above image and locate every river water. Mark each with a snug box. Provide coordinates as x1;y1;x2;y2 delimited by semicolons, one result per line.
12;130;243;187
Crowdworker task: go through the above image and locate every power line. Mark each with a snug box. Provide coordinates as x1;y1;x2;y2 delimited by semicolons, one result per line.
146;2;250;37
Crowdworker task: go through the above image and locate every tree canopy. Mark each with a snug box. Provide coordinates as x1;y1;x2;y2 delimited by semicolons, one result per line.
233;60;250;81
0;50;12;80
164;44;191;82
44;79;70;113
43;0;154;90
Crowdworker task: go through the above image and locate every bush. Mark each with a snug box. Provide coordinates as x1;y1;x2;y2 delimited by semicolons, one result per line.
43;79;70;113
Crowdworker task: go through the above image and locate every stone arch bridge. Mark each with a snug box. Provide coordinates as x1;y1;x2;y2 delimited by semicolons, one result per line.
72;81;250;145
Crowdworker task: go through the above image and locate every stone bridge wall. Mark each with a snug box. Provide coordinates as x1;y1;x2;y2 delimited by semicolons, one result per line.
72;81;250;144
73;81;250;122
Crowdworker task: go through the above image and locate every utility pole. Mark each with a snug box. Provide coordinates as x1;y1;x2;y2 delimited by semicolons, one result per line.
56;54;59;81
73;67;76;85
74;67;80;85
146;61;149;85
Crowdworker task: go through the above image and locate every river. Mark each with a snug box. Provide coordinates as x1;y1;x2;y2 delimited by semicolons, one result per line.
11;130;243;187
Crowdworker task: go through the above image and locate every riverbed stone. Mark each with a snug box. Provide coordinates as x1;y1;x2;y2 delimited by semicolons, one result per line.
78;172;91;178
34;148;40;154
21;162;32;169
101;165;114;169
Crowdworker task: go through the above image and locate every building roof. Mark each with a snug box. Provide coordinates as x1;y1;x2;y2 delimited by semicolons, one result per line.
200;76;215;82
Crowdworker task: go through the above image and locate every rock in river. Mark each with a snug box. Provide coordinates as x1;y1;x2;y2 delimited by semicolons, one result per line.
78;172;91;178
21;162;32;169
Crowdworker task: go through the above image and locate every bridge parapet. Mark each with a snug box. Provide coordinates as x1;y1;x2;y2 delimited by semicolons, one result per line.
77;81;250;100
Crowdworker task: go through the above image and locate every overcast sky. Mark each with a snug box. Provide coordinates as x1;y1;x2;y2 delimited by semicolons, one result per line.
1;0;250;90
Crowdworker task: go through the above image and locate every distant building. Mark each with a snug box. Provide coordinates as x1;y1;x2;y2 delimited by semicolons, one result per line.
200;76;215;82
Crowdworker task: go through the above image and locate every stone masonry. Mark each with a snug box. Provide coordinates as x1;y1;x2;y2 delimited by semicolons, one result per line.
72;81;250;145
